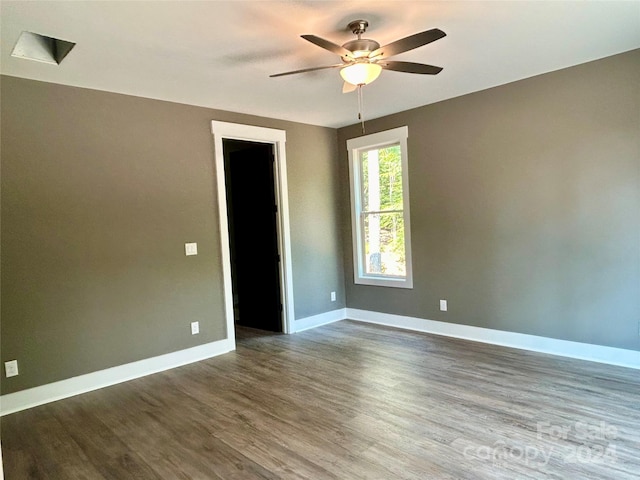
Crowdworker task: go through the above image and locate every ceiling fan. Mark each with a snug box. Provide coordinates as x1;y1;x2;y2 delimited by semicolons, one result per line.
270;20;445;92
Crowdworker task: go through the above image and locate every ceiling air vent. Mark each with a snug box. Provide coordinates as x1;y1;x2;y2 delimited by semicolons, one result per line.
11;31;76;65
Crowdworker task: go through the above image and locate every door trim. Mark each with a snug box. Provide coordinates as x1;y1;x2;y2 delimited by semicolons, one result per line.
211;121;294;342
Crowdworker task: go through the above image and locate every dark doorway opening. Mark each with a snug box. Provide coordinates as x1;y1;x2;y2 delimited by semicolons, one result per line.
223;139;283;333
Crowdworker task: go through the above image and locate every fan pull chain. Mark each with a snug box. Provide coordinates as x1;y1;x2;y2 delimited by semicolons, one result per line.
357;84;366;134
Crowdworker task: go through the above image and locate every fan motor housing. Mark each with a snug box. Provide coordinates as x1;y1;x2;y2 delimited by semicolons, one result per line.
341;39;380;61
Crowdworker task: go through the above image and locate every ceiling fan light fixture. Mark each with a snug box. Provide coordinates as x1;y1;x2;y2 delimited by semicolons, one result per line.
340;62;382;86
270;21;445;87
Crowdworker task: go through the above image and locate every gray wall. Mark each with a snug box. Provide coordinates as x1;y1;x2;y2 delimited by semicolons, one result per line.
2;48;637;396
287;128;344;318
1;76;345;394
338;49;640;351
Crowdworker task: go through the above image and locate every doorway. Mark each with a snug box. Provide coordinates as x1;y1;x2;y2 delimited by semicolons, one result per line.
223;139;282;332
211;121;294;345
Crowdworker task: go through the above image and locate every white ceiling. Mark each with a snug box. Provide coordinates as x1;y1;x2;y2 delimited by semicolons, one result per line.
1;1;639;128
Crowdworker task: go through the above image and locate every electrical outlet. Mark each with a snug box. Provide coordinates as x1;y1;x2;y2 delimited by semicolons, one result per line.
185;242;198;256
5;360;19;378
439;299;448;312
331;291;336;302
191;321;200;335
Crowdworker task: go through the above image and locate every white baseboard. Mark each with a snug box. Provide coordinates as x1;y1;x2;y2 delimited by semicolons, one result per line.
3;310;637;417
293;308;346;333
0;338;235;416
347;309;640;370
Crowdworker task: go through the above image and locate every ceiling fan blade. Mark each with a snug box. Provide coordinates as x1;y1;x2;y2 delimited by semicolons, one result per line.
370;28;446;59
379;61;443;75
270;63;345;78
342;82;357;94
301;35;354;59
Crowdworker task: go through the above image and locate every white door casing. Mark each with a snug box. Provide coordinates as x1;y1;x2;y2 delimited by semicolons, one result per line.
211;121;295;342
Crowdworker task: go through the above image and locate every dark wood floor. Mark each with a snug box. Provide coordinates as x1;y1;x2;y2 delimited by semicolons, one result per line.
2;320;639;479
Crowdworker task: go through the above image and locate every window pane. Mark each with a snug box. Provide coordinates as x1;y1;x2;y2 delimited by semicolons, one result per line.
363;212;406;276
361;144;403;212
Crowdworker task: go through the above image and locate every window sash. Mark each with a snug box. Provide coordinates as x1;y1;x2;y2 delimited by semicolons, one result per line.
361;211;406;278
347;126;412;289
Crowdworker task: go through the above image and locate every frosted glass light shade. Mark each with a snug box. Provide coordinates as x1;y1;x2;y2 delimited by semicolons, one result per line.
340;63;382;86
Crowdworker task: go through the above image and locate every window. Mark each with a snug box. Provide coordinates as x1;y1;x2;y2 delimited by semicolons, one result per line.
347;126;412;288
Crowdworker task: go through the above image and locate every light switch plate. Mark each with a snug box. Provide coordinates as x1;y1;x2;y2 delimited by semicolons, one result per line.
185;242;198;256
5;360;19;377
439;299;448;312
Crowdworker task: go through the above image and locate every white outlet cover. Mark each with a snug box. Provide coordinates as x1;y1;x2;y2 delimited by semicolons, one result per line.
331;291;336;302
191;321;200;335
5;360;19;377
440;300;448;311
185;242;198;256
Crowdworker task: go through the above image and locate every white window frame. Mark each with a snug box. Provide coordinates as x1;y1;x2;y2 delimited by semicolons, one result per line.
347;126;413;289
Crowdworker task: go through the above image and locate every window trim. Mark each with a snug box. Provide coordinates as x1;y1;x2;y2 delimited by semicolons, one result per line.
347;126;413;289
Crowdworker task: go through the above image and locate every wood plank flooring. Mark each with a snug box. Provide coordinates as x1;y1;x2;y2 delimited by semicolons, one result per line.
2;320;639;479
